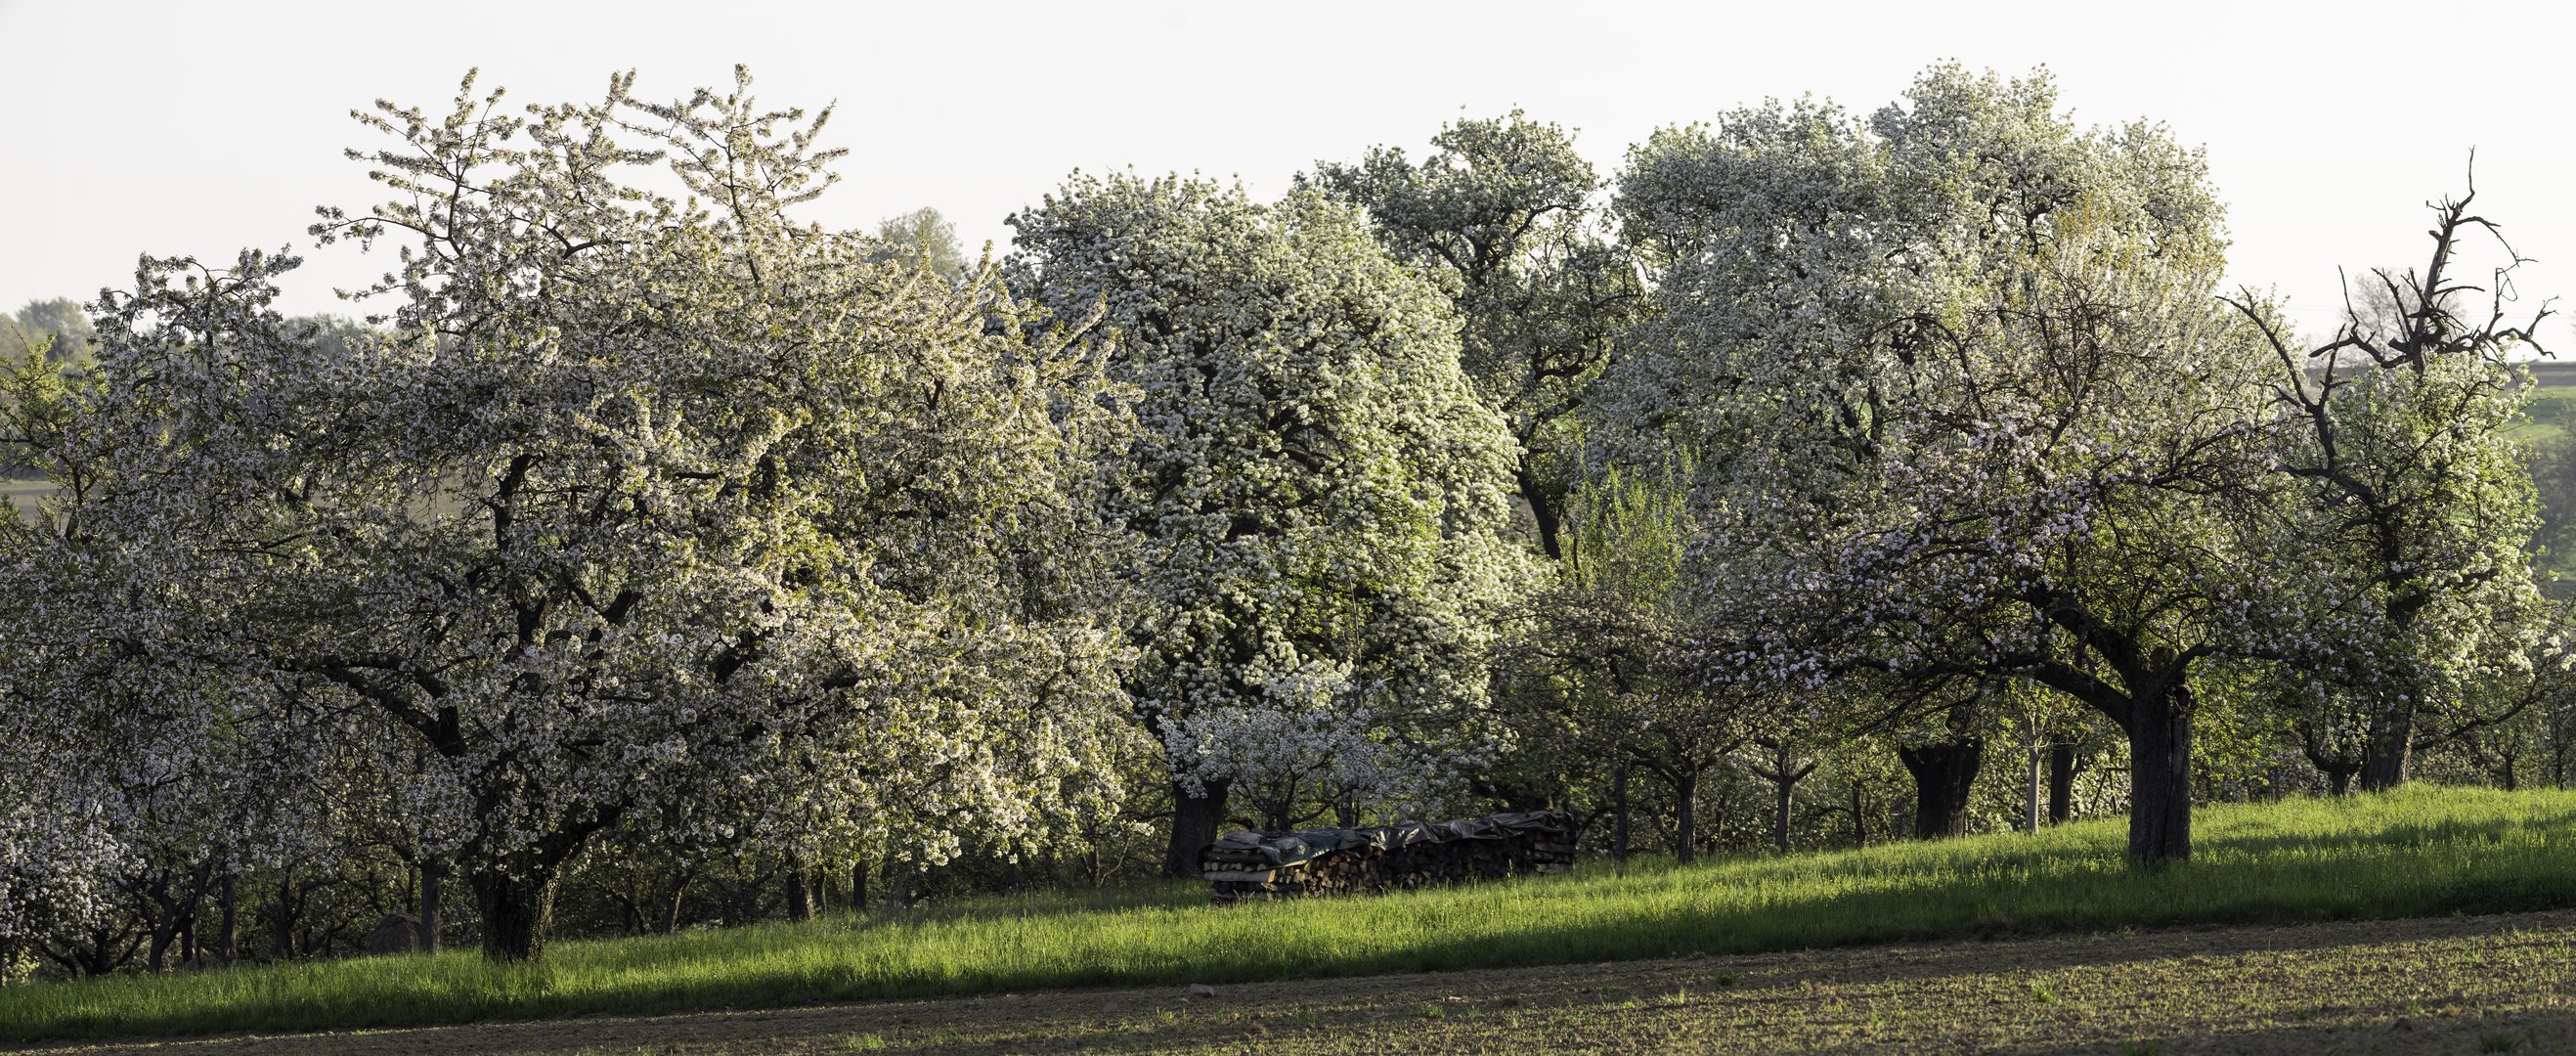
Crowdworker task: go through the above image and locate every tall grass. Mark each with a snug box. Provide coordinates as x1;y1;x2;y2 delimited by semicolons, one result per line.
8;785;2576;1042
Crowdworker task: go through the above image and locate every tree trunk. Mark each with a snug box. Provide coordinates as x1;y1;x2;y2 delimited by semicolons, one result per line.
2046;739;2080;824
617;888;647;937
1671;768;1699;865
470;870;562;962
1770;770;1795;853
2024;744;2043;832
216;871;238;967
1609;764;1631;864
2358;706;2414;792
148;923;174;973
665;868;691;934
1162;778;1230;879
1750;740;1815;854
850;858;868;917
1518;467;1563;561
418;860;445;954
2124;681;2195;866
2322;763;2357;796
143;863;212;973
270;874;296;961
784;858;813;923
884;854;912;913
2298;727;2363;798
181;905;197;966
1897;737;1985;838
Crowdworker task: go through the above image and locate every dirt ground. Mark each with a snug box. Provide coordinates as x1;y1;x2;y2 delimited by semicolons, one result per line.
20;908;2576;1054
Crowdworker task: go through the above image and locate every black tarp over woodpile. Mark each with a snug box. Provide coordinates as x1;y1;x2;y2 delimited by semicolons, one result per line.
1199;811;1577;903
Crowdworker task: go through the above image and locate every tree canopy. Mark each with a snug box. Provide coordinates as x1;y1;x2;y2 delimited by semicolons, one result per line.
1008;173;1538;867
2;69;1141;960
0;62;2561;977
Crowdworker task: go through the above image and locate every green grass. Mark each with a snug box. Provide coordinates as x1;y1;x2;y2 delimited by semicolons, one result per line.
9;785;2576;1042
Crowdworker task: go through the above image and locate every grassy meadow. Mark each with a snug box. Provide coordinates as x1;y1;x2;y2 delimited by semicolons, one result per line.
9;785;2576;1043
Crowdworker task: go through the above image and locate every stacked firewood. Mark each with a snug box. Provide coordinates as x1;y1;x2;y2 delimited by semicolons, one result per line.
1201;811;1577;904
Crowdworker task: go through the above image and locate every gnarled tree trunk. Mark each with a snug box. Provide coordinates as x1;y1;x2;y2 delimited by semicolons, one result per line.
1609;764;1632;864
464;813;613;961
418;859;446;954
1519;467;1564;561
1769;772;1795;853
2031;638;2200;864
470;870;562;962
2318;759;2359;796
884;855;912;913
2358;707;2414;792
1749;741;1817;854
1162;778;1231;878
216;870;239;967
2024;744;2043;833
2046;738;2082;824
784;857;813;923
1897;737;1984;839
1669;767;1700;864
2124;680;2195;865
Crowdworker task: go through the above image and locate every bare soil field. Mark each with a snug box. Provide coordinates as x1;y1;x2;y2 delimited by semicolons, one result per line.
18;908;2576;1055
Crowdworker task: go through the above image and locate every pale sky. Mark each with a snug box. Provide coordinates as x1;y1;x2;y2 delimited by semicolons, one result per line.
3;1;2569;345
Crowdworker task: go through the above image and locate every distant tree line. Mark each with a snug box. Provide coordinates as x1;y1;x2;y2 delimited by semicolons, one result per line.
0;64;2565;980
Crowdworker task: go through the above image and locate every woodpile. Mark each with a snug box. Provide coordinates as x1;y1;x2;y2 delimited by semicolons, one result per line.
1201;811;1576;904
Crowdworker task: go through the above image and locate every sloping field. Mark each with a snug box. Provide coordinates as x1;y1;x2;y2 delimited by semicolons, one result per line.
7;787;2576;1046
21;909;2576;1054
2515;370;2576;445
1;477;50;524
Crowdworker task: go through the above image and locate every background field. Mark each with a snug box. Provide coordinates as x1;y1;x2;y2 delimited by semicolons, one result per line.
9;785;2576;1045
1;476;50;524
2510;361;2576;444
